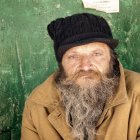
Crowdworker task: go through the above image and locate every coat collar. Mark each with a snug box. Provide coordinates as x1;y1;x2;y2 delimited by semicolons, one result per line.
104;63;128;109
28;63;128;139
96;63;128;127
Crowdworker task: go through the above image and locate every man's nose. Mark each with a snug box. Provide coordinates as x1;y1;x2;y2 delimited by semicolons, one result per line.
79;56;92;71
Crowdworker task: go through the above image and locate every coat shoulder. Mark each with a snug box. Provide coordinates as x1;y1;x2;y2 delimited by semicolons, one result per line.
124;69;140;97
25;72;60;107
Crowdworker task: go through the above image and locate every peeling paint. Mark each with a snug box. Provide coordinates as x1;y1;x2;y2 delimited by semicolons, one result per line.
56;4;61;9
15;40;25;88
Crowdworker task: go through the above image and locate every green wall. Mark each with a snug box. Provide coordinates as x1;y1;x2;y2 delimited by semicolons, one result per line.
0;0;140;139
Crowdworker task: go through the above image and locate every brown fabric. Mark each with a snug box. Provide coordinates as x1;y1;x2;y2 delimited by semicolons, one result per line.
21;64;140;140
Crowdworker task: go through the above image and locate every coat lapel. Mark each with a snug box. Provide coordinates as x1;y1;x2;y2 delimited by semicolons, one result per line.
48;106;74;140
96;63;128;128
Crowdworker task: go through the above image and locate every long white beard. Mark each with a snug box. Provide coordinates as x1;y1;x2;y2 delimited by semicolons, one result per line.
56;75;119;140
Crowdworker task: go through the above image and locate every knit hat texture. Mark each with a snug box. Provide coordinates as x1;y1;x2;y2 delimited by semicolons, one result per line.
47;13;119;62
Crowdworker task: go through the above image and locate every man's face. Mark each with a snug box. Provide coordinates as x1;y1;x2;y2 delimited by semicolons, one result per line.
62;42;111;87
56;42;119;140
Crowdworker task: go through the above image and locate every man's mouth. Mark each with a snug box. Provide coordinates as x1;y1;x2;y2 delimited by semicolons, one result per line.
77;71;99;79
78;75;93;79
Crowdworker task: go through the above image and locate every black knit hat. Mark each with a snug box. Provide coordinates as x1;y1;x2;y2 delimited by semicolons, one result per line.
47;13;119;62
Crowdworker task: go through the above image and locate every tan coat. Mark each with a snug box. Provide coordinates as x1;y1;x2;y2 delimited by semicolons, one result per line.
21;65;140;140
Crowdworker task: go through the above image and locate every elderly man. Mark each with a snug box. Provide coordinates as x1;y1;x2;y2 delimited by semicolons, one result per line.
21;13;140;140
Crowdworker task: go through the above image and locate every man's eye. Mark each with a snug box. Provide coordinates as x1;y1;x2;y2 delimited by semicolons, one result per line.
93;52;102;56
67;55;78;60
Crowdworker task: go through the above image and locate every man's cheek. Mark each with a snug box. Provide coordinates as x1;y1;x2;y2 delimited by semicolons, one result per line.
67;68;78;77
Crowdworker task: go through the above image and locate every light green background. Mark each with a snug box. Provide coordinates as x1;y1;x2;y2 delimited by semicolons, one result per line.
0;0;140;139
